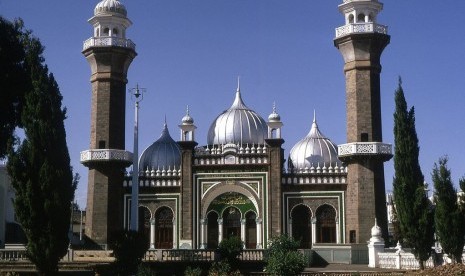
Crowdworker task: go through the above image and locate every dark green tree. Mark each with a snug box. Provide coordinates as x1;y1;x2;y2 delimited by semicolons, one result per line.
0;17;28;158
392;78;434;269
265;235;306;276
432;157;465;263
7;21;75;275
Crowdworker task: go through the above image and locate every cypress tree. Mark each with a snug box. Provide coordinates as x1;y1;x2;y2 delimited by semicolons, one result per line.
432;157;465;263
392;78;434;269
0;17;27;158
7;27;75;275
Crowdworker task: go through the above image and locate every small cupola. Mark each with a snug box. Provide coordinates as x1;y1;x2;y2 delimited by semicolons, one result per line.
179;106;197;142
335;0;387;38
267;103;283;139
89;0;132;39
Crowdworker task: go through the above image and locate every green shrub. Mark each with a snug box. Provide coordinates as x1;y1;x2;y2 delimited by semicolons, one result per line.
184;266;202;276
217;235;243;269
112;230;149;275
265;235;306;276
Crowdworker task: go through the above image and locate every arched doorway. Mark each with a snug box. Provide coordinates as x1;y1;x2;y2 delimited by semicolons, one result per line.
223;206;241;238
207;211;219;249
291;205;311;248
316;205;336;243
155;207;174;249
245;211;257;249
138;206;151;247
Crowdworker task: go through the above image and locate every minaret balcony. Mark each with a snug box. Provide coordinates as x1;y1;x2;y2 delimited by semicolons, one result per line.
83;37;136;51
335;23;388;38
338;142;392;162
80;149;133;166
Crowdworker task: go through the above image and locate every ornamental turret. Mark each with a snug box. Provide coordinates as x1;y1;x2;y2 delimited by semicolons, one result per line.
335;0;387;38
81;0;137;246
334;0;391;244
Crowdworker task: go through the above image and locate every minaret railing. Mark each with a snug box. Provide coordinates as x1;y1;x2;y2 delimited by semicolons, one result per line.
335;22;388;38
83;37;136;51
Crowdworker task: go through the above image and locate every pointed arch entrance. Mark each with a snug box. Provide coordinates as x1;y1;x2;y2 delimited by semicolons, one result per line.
207;211;219;249
138;206;151;247
316;204;336;243
291;205;312;248
155;207;174;249
245;211;257;249
223;206;241;238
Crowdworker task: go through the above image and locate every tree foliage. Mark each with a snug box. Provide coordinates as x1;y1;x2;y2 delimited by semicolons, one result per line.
0;17;28;158
432;157;465;263
265;235;306;276
5;17;75;275
392;78;434;269
112;230;149;275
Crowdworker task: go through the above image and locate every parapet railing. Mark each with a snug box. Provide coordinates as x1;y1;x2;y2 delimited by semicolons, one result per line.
83;37;136;51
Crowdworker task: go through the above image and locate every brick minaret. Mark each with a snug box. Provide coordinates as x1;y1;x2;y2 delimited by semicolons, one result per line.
80;1;136;246
334;0;392;243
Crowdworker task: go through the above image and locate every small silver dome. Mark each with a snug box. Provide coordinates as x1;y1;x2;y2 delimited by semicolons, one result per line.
94;0;127;16
139;124;181;171
288;114;342;171
207;86;267;146
181;106;194;125
268;103;281;122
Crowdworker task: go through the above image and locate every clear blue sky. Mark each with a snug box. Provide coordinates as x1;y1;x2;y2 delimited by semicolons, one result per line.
2;1;465;209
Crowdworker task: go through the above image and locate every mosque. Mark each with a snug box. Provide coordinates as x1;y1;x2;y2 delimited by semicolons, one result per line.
80;0;393;259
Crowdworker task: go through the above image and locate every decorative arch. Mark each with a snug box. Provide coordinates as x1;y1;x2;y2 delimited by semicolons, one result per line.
315;204;337;243
290;204;312;248
245;210;257;249
202;183;259;217
207;211;219;249
155;206;174;249
138;205;151;248
222;206;241;238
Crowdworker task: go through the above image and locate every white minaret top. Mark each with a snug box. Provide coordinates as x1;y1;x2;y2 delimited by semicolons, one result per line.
335;0;388;38
83;0;135;51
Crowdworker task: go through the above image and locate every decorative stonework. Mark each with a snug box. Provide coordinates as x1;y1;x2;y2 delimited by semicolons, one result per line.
80;149;133;164
83;37;136;51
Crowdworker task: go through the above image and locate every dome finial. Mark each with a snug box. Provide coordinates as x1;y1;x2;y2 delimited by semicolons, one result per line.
273;102;277;114
236;76;240;93
186;105;190;116
164;115;167;127
313;109;316;123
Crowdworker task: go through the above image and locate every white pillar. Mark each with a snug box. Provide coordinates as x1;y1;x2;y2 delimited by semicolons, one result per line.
240;219;246;248
218;218;223;244
256;218;263;249
150;218;156;249
336;217;340;244
288;218;293;238
311;217;317;245
172;218;177;249
200;218;207;249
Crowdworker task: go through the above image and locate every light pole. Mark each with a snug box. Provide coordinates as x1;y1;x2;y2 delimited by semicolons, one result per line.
129;84;145;231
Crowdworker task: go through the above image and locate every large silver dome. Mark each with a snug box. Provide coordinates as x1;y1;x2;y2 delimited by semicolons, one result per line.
288;115;342;171
207;86;267;146
139;124;181;171
94;0;127;16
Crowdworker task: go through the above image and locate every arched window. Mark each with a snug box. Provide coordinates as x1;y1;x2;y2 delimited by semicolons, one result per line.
245;211;257;249
103;27;109;36
155;207;173;249
291;205;311;248
207;212;219;249
316;205;336;243
112;28;118;36
368;13;374;22
223;206;241;238
138;206;151;247
348;14;354;24
357;13;365;23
